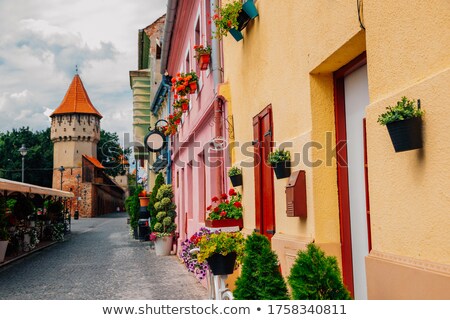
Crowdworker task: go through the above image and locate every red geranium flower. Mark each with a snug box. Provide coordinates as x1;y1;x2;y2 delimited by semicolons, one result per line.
221;193;228;200
206;205;212;211
214;207;219;213
220;211;227;217
212;196;219;202
233;201;242;208
229;188;237;196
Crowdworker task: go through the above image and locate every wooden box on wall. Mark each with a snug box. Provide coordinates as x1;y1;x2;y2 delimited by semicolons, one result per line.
285;170;307;218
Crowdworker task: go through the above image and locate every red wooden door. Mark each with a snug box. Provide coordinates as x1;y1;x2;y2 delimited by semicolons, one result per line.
253;105;275;239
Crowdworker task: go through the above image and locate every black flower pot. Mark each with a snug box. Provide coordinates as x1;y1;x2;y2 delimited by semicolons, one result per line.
272;161;291;179
207;252;237;275
386;117;423;152
229;174;243;187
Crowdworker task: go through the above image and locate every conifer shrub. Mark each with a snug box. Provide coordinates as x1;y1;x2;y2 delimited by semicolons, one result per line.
288;243;352;300
233;232;290;300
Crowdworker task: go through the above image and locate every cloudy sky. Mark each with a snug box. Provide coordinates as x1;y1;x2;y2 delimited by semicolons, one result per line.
0;0;167;145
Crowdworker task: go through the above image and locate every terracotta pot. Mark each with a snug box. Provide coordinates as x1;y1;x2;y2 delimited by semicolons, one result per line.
198;54;210;70
139;197;150;207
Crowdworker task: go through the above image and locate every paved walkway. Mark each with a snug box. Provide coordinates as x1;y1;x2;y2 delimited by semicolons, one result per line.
0;212;207;300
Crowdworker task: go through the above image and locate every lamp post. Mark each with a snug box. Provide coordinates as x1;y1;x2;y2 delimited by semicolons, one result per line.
18;144;28;183
75;173;81;220
58;166;65;190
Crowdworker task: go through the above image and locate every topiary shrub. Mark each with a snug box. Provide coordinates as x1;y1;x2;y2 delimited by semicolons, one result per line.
233;232;290;300
148;173;165;232
288;243;352;300
152;184;176;235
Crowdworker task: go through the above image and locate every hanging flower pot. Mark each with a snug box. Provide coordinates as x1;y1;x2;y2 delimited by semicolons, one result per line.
207;252;237;275
229;174;243;187
377;97;424;153
189;81;197;94
242;0;259;19
273;161;291;179
386;117;423;152
198;54;210;70
268;149;291;179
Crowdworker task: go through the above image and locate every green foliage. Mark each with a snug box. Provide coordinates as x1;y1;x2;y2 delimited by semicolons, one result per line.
228;166;242;177
148;173;165;232
268;149;291;165
233;233;290;300
0;197;10;241
126;186;142;230
0;127;53;187
212;0;243;39
97;130;131;177
288;243;352;300
12;197;35;220
153;184;177;234
377;96;424;125
44;199;63;221
197;231;245;264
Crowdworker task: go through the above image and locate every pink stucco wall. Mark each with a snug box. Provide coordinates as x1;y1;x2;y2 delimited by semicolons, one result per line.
165;0;229;247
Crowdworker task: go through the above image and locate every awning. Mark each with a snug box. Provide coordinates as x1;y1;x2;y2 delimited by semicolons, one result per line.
0;178;74;198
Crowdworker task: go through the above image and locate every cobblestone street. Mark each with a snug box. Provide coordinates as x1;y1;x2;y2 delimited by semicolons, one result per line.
0;213;207;300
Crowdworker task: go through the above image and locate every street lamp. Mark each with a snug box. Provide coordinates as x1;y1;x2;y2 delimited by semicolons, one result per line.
18;144;28;183
58;166;65;190
75;173;81;220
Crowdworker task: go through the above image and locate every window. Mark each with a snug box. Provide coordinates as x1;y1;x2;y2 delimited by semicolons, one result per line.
156;44;161;60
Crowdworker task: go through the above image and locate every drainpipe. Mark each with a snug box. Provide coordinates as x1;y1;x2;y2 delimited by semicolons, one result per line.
211;0;225;193
161;75;172;185
211;0;222;89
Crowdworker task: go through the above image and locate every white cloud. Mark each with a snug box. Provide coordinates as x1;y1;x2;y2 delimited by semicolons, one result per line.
0;0;167;146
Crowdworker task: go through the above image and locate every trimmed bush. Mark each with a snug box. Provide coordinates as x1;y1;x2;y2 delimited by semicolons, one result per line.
233;233;290;300
288;243;352;300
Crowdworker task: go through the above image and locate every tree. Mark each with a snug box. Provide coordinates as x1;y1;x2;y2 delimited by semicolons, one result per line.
233;233;290;300
97;129;131;177
288;243;352;300
0;127;53;187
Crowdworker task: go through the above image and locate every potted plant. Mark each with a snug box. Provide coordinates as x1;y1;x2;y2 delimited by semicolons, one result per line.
197;231;245;275
377;96;424;152
163;110;183;136
152;184;177;256
234;233;290;300
171;71;198;96
205;188;243;229
212;0;259;42
180;227;212;280
288;243;352;300
138;189;150;207
194;44;212;70
173;97;190;113
268;149;291;179
228;166;243;187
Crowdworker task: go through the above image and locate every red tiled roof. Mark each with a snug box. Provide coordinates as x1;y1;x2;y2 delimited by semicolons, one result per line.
51;74;103;118
83;155;105;169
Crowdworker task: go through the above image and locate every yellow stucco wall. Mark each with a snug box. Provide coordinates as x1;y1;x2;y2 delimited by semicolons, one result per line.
221;0;450;295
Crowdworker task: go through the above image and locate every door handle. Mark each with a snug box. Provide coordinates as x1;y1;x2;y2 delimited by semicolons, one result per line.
254;228;260;233
266;229;275;235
